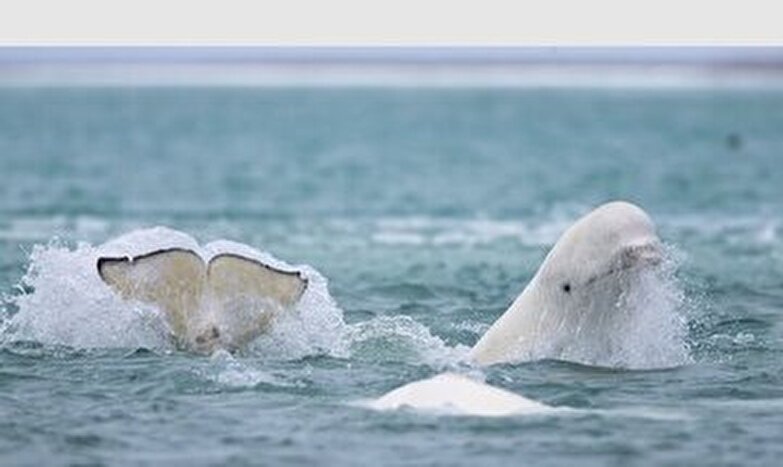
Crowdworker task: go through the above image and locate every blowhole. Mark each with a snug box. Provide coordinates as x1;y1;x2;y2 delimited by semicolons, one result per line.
562;283;571;293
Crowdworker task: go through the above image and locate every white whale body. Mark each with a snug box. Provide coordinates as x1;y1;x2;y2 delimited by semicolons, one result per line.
367;373;551;416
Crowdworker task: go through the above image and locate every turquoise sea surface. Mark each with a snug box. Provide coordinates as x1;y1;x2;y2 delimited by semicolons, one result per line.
1;84;783;465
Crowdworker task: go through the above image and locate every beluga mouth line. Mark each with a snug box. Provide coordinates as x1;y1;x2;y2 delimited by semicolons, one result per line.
583;239;663;286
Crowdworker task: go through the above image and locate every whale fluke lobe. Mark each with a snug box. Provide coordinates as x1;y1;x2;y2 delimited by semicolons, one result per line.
98;248;204;339
98;248;307;353
208;253;307;308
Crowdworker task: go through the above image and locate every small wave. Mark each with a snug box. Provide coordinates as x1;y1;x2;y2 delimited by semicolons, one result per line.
709;331;757;346
196;350;304;389
698;330;766;358
0;227;346;360
587;406;693;422
0;215;110;242
453;320;491;336
664;213;782;248
343;315;470;369
369;212;581;248
699;399;783;412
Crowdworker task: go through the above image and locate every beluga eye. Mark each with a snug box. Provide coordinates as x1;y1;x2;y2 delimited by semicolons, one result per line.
562;283;571;293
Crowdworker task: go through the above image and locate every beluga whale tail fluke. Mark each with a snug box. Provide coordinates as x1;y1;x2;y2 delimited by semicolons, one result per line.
98;247;307;354
469;200;672;367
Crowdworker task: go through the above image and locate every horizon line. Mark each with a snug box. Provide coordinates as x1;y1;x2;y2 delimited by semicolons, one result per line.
2;46;783;66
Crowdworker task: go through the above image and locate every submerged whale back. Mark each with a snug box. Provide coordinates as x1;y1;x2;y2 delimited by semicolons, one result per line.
368;373;551;417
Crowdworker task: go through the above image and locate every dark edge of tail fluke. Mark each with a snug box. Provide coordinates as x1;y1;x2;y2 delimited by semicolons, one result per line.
97;248;308;302
96;247;202;281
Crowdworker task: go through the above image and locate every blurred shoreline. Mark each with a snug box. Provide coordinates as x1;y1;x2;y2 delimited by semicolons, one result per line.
1;46;783;88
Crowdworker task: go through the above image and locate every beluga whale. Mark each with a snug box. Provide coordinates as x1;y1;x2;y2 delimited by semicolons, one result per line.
97;238;308;354
366;372;553;417
469;200;664;366
369;201;673;415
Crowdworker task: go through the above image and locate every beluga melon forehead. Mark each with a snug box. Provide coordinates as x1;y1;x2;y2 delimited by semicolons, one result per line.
561;201;656;248
538;201;659;277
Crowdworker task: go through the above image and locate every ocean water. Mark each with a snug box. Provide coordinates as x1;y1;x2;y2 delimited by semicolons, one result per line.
1;84;783;465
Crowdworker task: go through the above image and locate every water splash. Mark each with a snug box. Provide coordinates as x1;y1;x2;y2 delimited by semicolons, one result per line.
0;227;346;360
197;350;304;389
1;239;173;351
343;315;470;369
0;227;695;370
536;245;694;369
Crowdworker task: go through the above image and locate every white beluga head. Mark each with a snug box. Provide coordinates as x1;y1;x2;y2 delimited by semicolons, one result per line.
470;201;670;367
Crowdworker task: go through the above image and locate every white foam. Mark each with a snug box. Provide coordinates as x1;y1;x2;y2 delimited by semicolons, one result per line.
0;216;111;242
370;211;580;248
588;407;693;422
531;247;693;369
708;331;758;347
0;239;174;350
665;213;782;247
343;315;470;369
198;350;302;388
0;227;346;359
453;320;491;336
